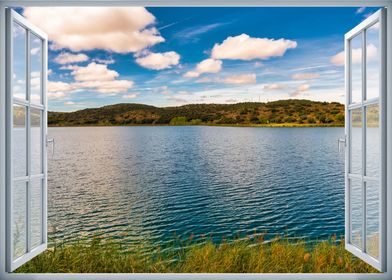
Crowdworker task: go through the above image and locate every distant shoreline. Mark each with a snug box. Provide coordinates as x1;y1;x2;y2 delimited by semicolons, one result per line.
48;123;344;128
48;100;345;127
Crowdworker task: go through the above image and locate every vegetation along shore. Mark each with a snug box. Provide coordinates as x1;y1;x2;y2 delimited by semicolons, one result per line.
48;99;345;127
16;235;376;273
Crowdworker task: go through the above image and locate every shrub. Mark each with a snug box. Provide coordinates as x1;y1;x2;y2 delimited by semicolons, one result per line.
336;114;345;122
169;117;188;125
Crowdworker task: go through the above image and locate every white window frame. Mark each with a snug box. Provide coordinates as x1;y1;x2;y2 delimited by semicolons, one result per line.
5;9;49;272
344;9;387;271
0;0;391;279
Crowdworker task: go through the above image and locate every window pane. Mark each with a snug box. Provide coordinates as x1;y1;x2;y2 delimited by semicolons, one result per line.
31;178;42;248
350;178;362;249
366;104;380;178
13;181;26;259
13;105;27;178
350;34;363;104
12;22;27;101
31;108;42;175
350;108;362;174
30;34;42;105
366;22;380;100
366;180;380;260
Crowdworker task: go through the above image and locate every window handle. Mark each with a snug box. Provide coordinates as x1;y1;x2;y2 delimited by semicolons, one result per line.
46;137;55;157
338;136;346;152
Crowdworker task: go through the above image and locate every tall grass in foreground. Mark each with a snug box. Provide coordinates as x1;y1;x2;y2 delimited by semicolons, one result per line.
16;236;377;273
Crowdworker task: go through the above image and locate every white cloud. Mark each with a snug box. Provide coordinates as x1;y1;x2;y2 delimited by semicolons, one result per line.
221;73;256;85
94;58;115;64
330;43;377;66
291;83;310;96
195;77;213;83
330;51;346;66
164;90;193;103
48;81;75;93
159;86;170;95
31;77;40;89
59;65;78;71
64;101;75;105
177;90;191;95
192;73;256;85
71;62;119;82
48;63;133;96
122;93;138;99
24;7;164;53
211;34;297;60
31;47;40;55
54;52;89;64
75;80;134;94
264;83;284;90
167;78;345;105
292;73;320;80
31;71;40;78
135;51;180;70
196;58;222;73
48;92;66;99
298;84;310;91
184;58;222;78
183;71;200;78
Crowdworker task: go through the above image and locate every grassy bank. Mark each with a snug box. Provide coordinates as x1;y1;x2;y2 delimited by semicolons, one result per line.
16;236;377;273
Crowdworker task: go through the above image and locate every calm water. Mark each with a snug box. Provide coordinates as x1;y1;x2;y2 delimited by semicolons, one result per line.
47;126;346;248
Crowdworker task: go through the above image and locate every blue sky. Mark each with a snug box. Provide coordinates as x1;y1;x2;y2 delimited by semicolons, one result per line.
19;7;380;111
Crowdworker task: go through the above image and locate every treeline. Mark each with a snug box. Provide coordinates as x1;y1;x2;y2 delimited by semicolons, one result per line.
48;99;345;127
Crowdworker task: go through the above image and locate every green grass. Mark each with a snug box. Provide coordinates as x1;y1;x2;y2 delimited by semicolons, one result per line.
16;236;378;273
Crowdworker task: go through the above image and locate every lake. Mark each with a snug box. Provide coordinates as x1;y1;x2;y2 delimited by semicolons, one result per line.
47;126;346;249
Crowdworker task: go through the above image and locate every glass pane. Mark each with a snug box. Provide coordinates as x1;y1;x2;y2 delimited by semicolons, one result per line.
350;178;362;249
31;178;42;248
350;108;362;174
31;108;42;175
30;34;42;105
366;104;380;178
13;181;26;259
350;34;363;104
12;22;27;101
366;180;380;260
13;105;27;178
366;22;380;100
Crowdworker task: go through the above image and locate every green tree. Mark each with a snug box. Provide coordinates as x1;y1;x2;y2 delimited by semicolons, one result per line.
170;117;188;125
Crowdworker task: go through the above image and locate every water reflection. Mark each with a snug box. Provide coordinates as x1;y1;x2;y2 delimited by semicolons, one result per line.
47;127;350;251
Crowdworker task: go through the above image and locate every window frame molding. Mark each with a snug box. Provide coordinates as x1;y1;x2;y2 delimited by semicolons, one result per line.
0;0;391;279
5;8;49;272
344;8;387;271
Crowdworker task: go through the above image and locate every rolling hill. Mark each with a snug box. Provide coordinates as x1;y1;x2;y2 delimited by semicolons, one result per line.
48;99;345;127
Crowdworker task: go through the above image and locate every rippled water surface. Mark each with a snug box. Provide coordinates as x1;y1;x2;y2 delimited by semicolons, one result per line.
48;126;346;247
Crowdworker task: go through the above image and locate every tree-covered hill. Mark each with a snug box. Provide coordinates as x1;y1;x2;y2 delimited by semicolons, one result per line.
48;99;345;127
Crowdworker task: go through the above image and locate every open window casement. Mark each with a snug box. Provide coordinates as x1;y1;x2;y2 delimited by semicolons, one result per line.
5;9;48;272
344;8;387;272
